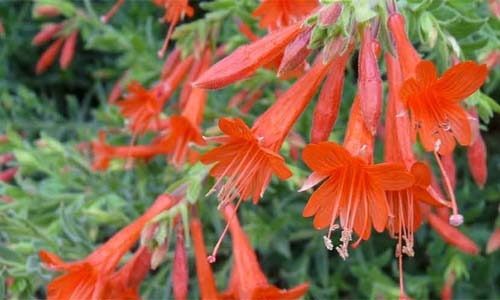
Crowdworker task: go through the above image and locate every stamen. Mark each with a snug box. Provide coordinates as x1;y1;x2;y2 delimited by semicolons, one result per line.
433;150;463;226
208;196;244;263
336;228;352;260
323;235;334;251
100;0;125;23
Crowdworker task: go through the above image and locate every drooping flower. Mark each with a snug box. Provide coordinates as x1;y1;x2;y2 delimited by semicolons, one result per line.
59;30;78;70
400;60;488;155
301;141;414;259
200;118;292;206
221;203;310;299
39;194;178;300
252;0;319;31
156;48;211;168
467;107;487;188
387;12;421;79
310;40;354;143
36;37;64;74
200;55;333;207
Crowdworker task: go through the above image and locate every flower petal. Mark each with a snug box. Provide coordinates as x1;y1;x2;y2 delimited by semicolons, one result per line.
415;60;438;88
434;61;488;102
302;142;351;174
365;163;414;190
446;104;472;147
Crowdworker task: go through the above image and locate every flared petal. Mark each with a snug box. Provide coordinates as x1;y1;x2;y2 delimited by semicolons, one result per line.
302;142;351;173
446;104;473;146
434;61;488;102
410;162;432;187
415;60;438;88
219;118;255;141
365;177;389;232
365;163;414;190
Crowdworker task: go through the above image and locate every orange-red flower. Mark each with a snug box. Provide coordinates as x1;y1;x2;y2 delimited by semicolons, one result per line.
252;0;319;31
221;204;309;299
301;142;414;258
116;81;164;135
200;55;332;206
400;60;488;155
39;194;177;300
387;12;421;79
200;118;292;205
194;23;305;89
156;48;211;168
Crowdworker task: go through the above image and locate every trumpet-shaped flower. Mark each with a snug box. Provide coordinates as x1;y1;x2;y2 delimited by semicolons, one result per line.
400;60;488;155
301;142;414;259
39;194;177;300
201;55;332;206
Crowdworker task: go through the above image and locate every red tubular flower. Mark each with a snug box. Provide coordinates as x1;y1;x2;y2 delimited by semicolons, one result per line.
158;49;211;168
153;0;194;58
60;30;78;70
35;5;62;17
277;26;313;76
201;55;332;206
222;204;309;299
32;23;64;45
358;23;382;135
194;23;305;89
400;60;488;155
387;12;421;79
172;222;188;300
36;37;64;74
39;194;178;300
426;212;480;255
343;97;375;163
0;167;18;182
486;227;500;254
311;40;353;143
252;0;319;31
301;142;414;258
467;108;487;188
385;53;415;168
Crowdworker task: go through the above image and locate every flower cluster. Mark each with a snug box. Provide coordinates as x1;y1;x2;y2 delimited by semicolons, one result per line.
27;0;500;299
